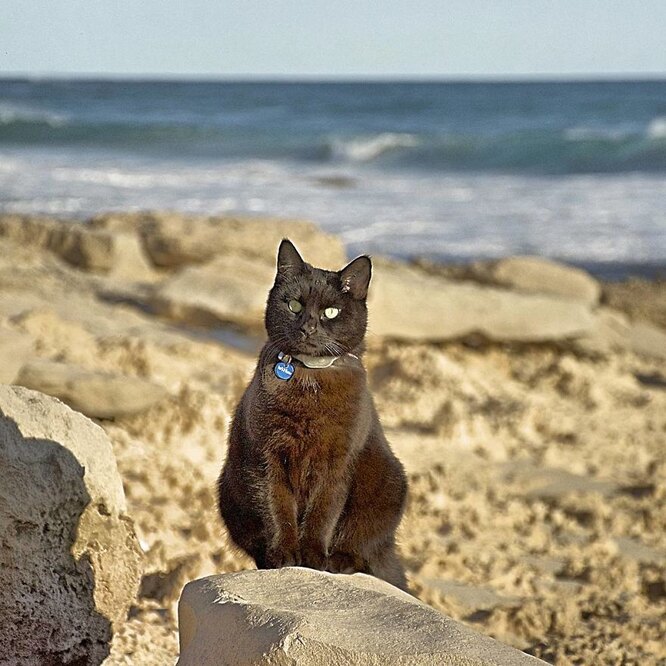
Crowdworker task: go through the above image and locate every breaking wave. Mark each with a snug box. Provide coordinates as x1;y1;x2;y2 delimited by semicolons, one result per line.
1;103;665;174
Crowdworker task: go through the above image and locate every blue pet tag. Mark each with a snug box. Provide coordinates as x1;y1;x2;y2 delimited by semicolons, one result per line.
274;353;294;381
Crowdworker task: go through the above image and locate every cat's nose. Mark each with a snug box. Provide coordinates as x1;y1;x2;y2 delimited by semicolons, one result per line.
299;320;317;338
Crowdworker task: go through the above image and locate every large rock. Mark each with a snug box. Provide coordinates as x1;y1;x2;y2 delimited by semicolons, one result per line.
0;328;33;384
144;255;598;342
177;568;545;665
0;385;142;664
17;359;168;419
91;212;347;270
0;214;156;280
147;254;275;329
369;261;596;342
470;256;601;305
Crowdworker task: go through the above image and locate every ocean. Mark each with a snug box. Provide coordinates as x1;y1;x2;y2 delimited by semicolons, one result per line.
1;78;665;278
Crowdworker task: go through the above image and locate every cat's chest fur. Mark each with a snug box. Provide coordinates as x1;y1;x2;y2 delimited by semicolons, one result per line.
249;363;371;503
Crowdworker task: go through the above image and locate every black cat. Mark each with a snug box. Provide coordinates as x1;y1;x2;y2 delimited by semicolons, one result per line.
218;239;408;589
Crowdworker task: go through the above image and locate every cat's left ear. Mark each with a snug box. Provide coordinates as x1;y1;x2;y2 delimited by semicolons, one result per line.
339;255;372;299
277;239;305;273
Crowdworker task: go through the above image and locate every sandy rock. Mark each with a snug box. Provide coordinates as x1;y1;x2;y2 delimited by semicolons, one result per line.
472;256;601;305
147;254;275;329
421;579;522;615
0;385;142;665
177;568;545;665
519;555;567;577
17;359;168;419
369;260;596;342
0;214;56;246
147;257;597;341
0;214;155;279
0;214;112;271
0;327;33;384
92;212;347;269
629;321;666;360
574;307;632;355
140;553;218;620
501;463;618;500
575;308;666;360
611;537;666;565
101;231;159;282
601;278;666;330
53;227;117;272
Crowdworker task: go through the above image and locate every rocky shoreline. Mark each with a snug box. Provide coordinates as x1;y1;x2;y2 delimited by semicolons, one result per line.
1;212;664;664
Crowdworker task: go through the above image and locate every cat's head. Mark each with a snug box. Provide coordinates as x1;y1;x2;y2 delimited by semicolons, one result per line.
265;239;371;357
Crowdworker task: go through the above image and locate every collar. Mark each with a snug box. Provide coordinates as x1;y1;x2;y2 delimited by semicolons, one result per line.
278;351;358;369
294;353;338;368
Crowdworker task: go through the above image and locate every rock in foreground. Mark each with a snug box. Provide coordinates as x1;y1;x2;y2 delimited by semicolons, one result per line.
0;386;142;665
177;568;545;665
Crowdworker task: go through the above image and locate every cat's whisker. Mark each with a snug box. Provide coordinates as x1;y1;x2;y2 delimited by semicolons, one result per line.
325;339;348;356
323;343;337;356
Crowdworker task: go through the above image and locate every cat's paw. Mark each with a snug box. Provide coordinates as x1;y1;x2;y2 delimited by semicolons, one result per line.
265;542;301;568
300;541;328;570
327;550;364;574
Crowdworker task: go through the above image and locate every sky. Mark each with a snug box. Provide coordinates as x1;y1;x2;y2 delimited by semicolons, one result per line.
1;0;665;79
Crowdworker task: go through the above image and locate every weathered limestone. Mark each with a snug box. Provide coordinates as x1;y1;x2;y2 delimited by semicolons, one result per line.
17;359;168;419
147;254;275;329
0;385;142;664
0;328;32;384
369;260;596;342
629;321;666;360
0;214;156;280
500;463;618;500
141;255;600;343
420;579;522;615
611;536;666;565
91;212;347;269
469;256;601;305
177;568;546;665
574;307;632;354
576;308;666;359
101;231;159;282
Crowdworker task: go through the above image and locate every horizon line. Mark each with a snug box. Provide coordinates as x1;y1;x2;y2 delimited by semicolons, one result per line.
2;71;665;84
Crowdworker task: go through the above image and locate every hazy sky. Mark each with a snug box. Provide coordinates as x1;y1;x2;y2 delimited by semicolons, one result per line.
2;0;665;78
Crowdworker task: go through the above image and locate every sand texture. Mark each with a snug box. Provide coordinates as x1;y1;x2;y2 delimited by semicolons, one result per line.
0;213;664;665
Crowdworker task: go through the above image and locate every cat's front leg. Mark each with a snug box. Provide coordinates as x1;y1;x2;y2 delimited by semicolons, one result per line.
299;476;349;570
326;550;367;574
264;455;301;568
298;539;328;570
265;540;300;568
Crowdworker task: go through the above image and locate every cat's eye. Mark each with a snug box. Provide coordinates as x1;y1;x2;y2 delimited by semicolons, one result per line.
288;299;303;313
323;307;340;319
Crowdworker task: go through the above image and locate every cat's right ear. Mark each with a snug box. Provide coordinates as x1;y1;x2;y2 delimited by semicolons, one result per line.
277;239;305;273
339;255;372;299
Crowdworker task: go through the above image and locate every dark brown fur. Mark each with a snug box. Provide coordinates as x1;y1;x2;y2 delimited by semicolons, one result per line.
217;240;408;589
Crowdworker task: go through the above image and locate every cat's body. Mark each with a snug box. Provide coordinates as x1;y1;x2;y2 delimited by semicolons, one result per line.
218;240;408;589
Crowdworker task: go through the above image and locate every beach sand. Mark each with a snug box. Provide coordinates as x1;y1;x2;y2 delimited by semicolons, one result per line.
0;213;664;665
